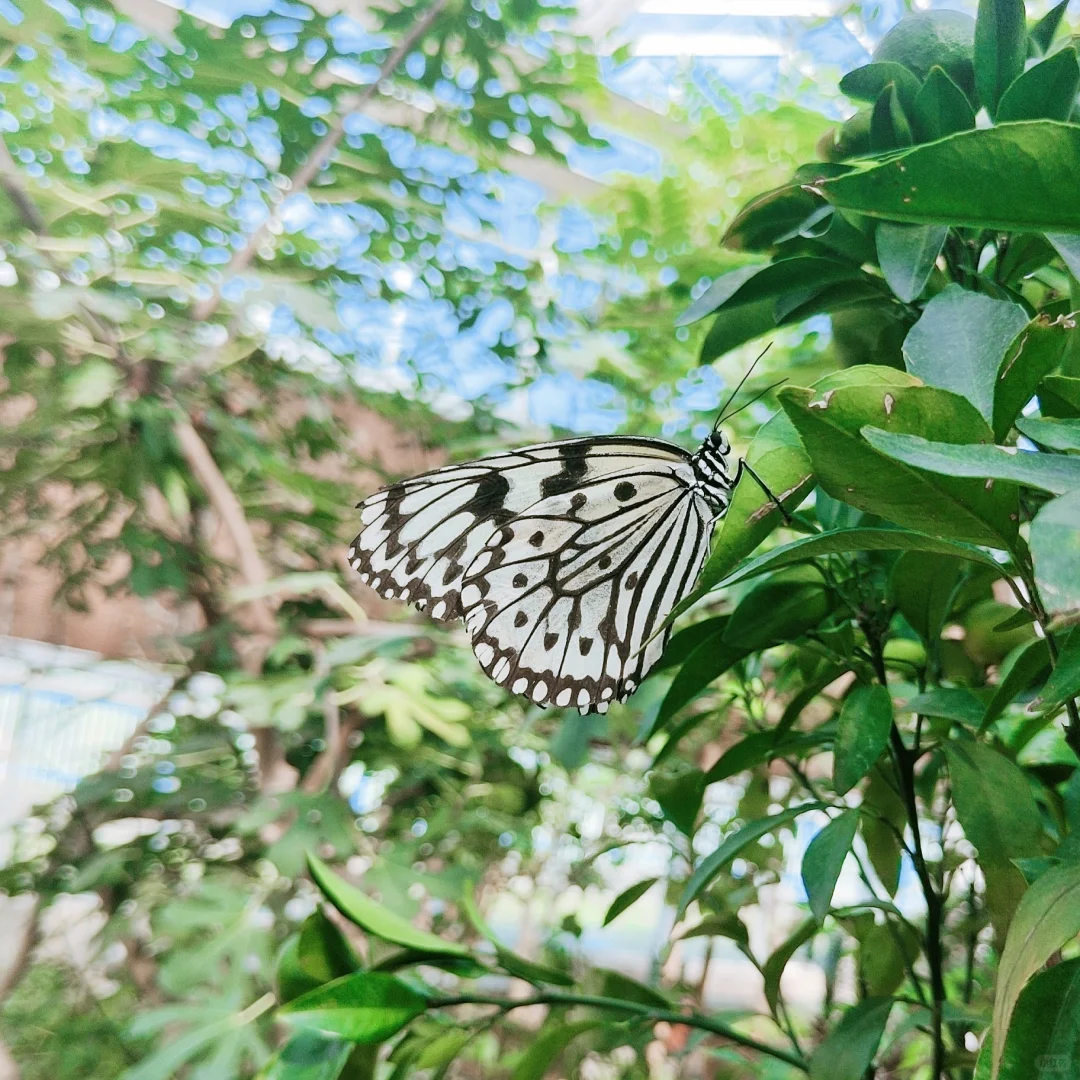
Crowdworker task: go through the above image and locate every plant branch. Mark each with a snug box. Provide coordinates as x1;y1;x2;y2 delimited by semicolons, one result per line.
190;0;451;323
429;991;808;1072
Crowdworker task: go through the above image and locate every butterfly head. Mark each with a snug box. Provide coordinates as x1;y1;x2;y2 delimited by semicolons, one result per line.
691;428;733;515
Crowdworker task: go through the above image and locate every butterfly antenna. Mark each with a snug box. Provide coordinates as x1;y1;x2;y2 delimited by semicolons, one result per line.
713;343;773;430
718;377;787;426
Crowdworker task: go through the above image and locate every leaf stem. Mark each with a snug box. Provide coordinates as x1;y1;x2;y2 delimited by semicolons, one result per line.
429;991;809;1072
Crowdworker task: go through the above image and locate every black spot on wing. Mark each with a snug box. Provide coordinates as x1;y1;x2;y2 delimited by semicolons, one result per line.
541;442;590;498
462;470;513;526
614;481;637;501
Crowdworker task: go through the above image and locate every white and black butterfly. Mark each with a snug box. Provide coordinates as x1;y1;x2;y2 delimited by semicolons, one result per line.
349;382;783;714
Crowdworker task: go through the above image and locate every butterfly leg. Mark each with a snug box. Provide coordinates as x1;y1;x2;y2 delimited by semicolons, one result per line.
736;458;794;526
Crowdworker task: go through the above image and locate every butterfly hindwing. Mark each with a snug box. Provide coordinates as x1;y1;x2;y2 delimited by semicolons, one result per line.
460;465;713;712
349;438;690;622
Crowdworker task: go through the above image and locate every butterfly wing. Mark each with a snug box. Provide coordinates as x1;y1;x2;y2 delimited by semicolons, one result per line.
349;438;689;622
460;463;713;712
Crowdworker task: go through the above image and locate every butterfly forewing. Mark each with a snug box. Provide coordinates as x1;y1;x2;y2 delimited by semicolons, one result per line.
349;438;690;622
459;465;713;712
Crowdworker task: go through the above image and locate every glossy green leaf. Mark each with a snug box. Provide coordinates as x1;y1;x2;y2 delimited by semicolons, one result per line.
834;685;894;795
841;63;922;112
907;687;986;727
997;46;1080;122
763;917;818;1015
1040;375;1080;419
654;629;746;728
1031;0;1070;54
603;878;659;927
876;221;947;303
676;265;763;326
802;809;859;921
976;959;1080;1080
912;65;977;142
992;861;1080;1079
1031;491;1080;618
1016;417;1080;452
677;803;825;919
902;285;1029;426
279;973;426;1043
698;295;777;361
308;855;469;959
809;998;894;1080
974;0;1027;115
994;315;1073;441
818;122;1080;232
277;911;360;1005
780;380;1019;547
721;183;830;253
870;83;913;152
862;428;1080;495
511;1021;602;1080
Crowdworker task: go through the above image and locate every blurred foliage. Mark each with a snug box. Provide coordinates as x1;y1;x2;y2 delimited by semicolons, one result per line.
3;0;1080;1079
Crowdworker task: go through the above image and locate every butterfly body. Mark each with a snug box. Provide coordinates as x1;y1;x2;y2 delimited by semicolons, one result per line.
350;430;737;713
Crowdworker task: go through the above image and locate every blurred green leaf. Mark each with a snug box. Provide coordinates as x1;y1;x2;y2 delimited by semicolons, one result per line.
650;768;706;836
763;918;818;1015
834;685;894;796
602;878;659;927
809;998;894;1080
1031;0;1070;54
510;1021;602;1080
841;63;922;112
802;810;859;921
1031;492;1080;619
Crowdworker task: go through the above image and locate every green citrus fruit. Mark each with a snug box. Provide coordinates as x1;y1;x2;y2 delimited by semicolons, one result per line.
872;10;976;97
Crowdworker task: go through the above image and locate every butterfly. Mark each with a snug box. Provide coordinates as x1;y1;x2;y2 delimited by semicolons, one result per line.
349;374;785;714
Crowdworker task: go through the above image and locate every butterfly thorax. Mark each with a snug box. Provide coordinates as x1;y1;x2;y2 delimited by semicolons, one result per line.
690;430;734;516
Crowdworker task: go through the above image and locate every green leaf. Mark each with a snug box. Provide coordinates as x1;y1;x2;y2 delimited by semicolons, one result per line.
889;551;964;646
907;688;986;727
841;63;922;112
721;184;830;253
861;766;907;895
699;296;777;361
818;122;1080;232
1031;628;1080;716
277;911;361;1004
717;526;1004;594
279;973;426;1044
997;47;1080;122
870;83;913;152
1031;0;1070;54
722;569;832;652
875;221;947;303
597;969;671;1009
63;359;121;410
863;428;1080;495
307;855;469;959
676;265;762;326
511;1021;602;1080
763;918;818;1016
802;809;860;921
857;919;922;998
809;998;895;1080
902;285;1030;426
1031;491;1080;618
654;628;746;729
650;768;706;836
258;1033;352;1080
834;685;894;796
459;890;573;987
1040;375;1080;419
992;861;1080;1079
912;66;977;142
946;741;1042;860
677;803;825;919
704;730;783;783
994;315;1073;441
981;638;1051;729
779;380;1019;547
602;878;659;927
975;0;1027;116
977;958;1080;1080
1016;416;1080;452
